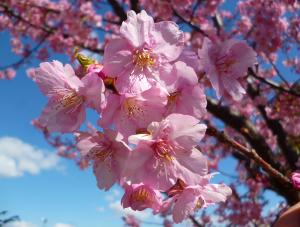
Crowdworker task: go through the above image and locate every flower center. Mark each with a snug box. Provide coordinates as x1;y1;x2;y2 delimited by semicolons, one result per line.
133;50;155;69
168;91;180;104
123;98;144;118
152;140;173;162
166;179;187;197
131;187;152;203
53;89;84;112
93;148;113;161
216;54;236;74
60;92;83;107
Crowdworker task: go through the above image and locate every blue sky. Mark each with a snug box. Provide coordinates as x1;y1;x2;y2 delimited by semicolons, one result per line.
0;1;295;226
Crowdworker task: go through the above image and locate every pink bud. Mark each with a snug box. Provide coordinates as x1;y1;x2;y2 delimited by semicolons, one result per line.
291;172;300;189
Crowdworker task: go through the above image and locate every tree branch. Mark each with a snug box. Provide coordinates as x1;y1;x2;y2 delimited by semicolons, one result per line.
189;215;203;227
130;0;141;13
173;9;208;37
0;2;104;65
247;83;299;171
107;0;127;23
248;68;300;98
206;125;291;186
0;34;49;70
206;98;283;172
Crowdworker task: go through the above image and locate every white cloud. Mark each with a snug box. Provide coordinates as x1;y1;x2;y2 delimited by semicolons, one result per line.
4;220;37;227
53;223;75;227
96;206;105;212
0;137;61;178
109;201;151;220
104;188;121;202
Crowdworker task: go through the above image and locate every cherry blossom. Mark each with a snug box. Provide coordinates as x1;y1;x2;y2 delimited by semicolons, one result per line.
163;177;232;223
31;60;105;133
127;113;207;190
76;129;131;190
121;183;162;212
99;85;168;139
103;10;184;94
198;37;256;100
291;172;300;190
2;0;299;225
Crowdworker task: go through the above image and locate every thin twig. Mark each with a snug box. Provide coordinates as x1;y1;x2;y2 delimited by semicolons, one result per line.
0;2;104;66
267;57;290;87
0;34;50;70
206;124;292;187
248;68;300;97
173;9;208;37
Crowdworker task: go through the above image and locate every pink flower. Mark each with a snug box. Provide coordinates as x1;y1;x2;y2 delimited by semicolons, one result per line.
291;172;300;190
198;37;256;100
99;85;168;139
163;177;232;223
121;183;162;212
31;60;105;133
127;113;207;190
163;61;207;118
76;129;131;190
5;68;16;80
80;69;106;113
103;10;184;94
176;48;201;72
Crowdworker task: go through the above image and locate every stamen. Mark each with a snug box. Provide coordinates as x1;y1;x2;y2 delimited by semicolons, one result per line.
168;92;180;104
133;49;155;70
52;89;84;113
94;149;113;161
131;187;152;203
152;140;173;162
166;179;187;197
216;54;235;74
123;98;144;118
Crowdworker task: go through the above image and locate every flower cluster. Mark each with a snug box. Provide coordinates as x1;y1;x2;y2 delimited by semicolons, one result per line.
29;10;258;223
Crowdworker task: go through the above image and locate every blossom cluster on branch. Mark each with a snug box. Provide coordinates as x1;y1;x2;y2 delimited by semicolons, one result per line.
1;0;300;226
27;10;262;223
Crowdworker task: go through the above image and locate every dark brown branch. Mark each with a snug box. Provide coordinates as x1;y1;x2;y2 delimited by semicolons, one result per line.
207;124;300;205
0;34;50;70
206;98;283;172
267;57;290;87
130;0;141;13
206;125;291;186
107;0;127;23
248;68;300;98
173;9;208;37
189;215;203;227
247;83;299;171
0;2;104;63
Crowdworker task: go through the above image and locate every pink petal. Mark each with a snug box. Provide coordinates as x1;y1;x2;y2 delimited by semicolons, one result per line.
153;21;184;62
120;10;154;48
172;188;198;223
222;77;246;101
201;183;232;204
175;148;208;176
80;72;106;113
94;161;118;191
39;100;86;133
103;37;133;77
